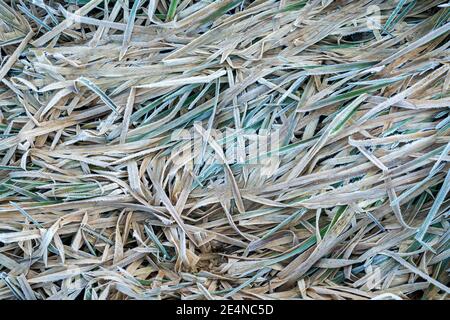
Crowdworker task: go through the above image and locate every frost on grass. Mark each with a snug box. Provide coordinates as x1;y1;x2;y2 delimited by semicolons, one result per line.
0;0;449;300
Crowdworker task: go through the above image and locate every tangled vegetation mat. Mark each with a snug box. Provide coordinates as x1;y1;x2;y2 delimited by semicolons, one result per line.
0;0;449;300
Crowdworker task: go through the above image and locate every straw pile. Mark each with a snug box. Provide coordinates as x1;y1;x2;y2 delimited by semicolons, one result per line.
0;0;449;300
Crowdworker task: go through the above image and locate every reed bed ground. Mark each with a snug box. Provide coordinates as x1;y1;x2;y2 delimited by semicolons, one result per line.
0;0;449;300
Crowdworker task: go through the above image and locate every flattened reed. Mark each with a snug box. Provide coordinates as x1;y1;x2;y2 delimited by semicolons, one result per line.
0;0;449;300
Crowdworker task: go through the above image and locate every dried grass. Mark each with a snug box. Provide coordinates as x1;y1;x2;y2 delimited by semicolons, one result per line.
0;0;449;300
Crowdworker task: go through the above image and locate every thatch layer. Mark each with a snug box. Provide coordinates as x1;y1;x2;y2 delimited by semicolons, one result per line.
0;0;449;300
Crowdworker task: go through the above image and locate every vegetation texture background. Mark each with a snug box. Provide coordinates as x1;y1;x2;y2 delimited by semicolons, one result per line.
0;0;449;300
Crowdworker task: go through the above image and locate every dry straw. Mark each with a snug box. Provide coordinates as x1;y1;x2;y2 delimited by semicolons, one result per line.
0;0;449;300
